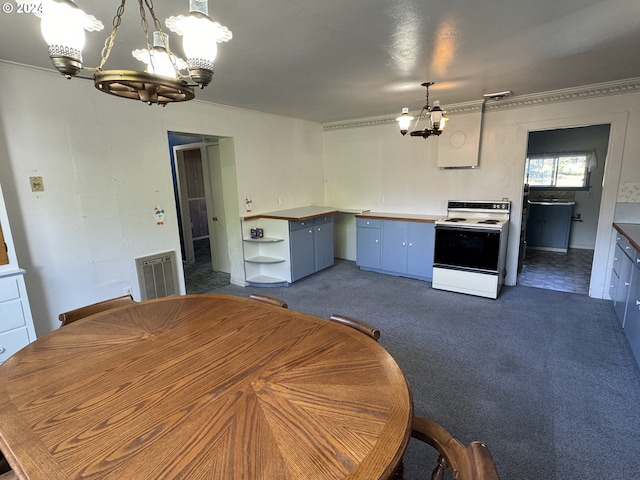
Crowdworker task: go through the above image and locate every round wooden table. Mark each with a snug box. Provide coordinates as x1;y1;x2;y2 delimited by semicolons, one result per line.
0;294;412;479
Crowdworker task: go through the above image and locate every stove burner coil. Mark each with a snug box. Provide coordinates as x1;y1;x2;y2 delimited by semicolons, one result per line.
446;218;467;222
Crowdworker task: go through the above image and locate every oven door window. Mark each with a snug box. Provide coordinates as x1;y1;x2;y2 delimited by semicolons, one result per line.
434;226;501;273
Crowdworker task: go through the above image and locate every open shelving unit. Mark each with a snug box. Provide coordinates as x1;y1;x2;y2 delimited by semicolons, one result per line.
241;218;290;286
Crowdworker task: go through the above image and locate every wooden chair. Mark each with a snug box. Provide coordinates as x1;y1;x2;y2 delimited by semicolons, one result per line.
249;293;288;308
329;313;380;340
58;294;135;326
393;416;500;480
0;452;16;480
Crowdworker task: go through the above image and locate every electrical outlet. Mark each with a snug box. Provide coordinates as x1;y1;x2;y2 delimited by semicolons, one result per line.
278;197;284;206
30;176;44;192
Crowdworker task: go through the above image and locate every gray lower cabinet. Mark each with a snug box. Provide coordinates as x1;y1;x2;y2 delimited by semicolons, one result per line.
290;215;334;282
314;216;334;272
356;218;381;269
625;264;640;363
610;229;640;368
612;243;634;326
357;218;434;281
526;203;573;252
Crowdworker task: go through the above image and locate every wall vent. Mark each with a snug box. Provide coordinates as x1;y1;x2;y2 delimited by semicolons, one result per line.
135;251;179;300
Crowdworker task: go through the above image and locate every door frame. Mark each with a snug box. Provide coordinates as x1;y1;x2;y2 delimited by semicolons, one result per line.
514;110;628;298
173;142;219;270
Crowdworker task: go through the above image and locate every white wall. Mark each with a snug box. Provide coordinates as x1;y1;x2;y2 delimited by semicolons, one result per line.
0;62;325;335
324;83;640;299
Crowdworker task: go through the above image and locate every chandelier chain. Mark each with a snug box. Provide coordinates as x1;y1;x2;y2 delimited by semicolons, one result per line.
98;0;126;71
137;0;155;73
143;0;185;80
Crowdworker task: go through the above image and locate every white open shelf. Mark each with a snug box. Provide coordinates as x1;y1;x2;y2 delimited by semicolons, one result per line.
241;218;291;285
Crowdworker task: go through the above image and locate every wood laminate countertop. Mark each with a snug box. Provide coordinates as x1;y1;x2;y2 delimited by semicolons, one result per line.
614;223;640;251
243;205;340;221
355;211;441;223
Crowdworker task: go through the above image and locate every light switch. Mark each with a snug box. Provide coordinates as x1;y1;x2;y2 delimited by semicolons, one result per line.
30;176;44;192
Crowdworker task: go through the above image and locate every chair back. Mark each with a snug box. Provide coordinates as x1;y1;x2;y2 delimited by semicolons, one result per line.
249;294;288;308
403;416;500;480
58;294;135;326
329;314;380;340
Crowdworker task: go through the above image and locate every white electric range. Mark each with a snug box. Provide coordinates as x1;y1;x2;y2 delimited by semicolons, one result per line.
432;200;511;299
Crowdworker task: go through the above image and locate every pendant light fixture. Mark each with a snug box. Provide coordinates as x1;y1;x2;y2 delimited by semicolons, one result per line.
30;0;232;106
396;82;446;138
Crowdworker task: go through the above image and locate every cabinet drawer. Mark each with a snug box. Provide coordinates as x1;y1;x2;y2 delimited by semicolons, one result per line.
289;219;315;231
612;244;623;275
617;235;637;261
0;299;26;332
0;327;30;363
356;218;381;229
315;215;333;226
0;277;20;302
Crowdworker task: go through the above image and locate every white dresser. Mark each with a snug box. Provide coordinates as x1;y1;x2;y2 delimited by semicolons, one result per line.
0;271;36;363
0;183;36;364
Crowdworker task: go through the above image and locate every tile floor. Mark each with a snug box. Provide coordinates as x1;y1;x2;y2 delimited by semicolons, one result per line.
518;247;593;295
183;239;230;293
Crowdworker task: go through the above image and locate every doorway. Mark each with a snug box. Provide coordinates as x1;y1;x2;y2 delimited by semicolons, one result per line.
517;124;611;295
169;133;233;293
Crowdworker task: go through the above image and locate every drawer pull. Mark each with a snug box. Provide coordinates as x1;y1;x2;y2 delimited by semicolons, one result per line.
0;347;5;354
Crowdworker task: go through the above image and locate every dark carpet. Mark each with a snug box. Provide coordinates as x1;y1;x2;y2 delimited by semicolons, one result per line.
212;259;640;479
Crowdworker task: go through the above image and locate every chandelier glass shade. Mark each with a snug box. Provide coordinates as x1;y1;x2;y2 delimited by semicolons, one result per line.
397;82;446;139
30;0;232;106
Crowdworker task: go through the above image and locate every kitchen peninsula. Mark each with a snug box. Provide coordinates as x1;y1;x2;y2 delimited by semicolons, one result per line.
241;206;339;286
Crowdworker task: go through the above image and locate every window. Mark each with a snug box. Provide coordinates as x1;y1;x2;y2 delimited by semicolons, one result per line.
524;151;592;189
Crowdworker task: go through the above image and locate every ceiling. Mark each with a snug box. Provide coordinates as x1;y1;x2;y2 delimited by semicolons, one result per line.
1;0;639;123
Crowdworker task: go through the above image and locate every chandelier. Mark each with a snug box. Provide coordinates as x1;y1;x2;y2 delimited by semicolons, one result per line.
30;0;232;106
396;82;446;138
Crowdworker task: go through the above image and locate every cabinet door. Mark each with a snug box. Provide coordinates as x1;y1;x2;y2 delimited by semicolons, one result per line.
624;266;640;365
616;250;633;327
290;226;315;282
315;219;334;271
539;205;572;249
610;268;620;323
406;222;435;279
357;226;381;269
525;205;544;246
382;221;408;274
